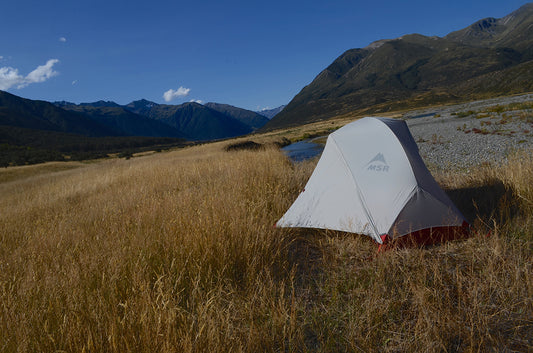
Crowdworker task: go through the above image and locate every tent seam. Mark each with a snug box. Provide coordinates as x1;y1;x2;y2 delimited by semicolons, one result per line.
330;134;382;243
373;118;423;234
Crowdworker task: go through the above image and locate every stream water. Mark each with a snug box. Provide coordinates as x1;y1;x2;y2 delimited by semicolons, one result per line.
281;137;325;162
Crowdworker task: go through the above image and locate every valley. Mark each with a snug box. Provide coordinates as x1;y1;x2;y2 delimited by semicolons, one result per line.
2;2;533;352
1;99;531;350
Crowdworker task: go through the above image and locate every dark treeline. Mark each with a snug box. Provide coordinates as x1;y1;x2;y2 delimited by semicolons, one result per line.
0;125;188;167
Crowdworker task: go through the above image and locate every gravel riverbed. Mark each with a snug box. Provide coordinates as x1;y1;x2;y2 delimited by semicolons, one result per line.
403;94;533;171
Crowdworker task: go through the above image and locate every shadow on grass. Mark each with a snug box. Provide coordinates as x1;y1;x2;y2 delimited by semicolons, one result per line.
287;230;326;281
283;179;520;279
285;228;378;285
445;178;519;228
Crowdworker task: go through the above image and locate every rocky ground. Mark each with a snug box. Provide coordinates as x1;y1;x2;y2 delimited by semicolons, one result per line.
403;93;533;171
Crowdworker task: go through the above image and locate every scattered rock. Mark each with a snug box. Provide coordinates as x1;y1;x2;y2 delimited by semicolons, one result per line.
403;94;533;171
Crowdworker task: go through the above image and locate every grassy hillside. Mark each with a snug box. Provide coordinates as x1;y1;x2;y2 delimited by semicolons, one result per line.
0;134;531;351
263;4;533;131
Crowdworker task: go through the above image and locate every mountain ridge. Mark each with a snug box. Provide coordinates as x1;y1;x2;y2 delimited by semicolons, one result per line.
132;102;254;141
56;98;270;140
204;102;269;130
262;3;533;131
256;105;286;119
58;103;187;138
0;90;118;137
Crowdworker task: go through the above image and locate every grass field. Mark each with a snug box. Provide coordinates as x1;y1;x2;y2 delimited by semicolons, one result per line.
0;135;532;351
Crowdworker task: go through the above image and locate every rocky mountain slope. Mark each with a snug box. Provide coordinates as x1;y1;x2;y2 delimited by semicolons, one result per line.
264;3;533;131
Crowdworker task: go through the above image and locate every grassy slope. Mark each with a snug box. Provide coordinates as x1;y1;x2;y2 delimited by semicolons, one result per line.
0;132;531;351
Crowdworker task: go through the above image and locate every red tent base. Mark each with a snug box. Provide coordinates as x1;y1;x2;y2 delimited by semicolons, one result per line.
379;221;470;251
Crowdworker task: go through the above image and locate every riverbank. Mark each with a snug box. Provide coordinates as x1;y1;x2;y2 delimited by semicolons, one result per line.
404;94;533;171
279;94;533;171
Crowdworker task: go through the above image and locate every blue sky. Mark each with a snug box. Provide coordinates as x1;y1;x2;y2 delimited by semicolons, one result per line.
0;0;530;111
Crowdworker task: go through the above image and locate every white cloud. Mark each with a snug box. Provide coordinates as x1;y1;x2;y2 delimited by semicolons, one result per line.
190;99;203;104
0;59;60;90
25;59;59;85
59;37;67;42
72;80;78;85
0;67;23;90
163;86;190;102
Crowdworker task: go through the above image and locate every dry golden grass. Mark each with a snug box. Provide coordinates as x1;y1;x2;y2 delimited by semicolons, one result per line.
0;161;86;184
0;141;531;352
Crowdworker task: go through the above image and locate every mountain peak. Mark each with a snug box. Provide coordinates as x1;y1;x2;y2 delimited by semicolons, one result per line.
126;99;159;110
256;105;286;119
445;3;533;47
54;100;76;107
79;100;121;108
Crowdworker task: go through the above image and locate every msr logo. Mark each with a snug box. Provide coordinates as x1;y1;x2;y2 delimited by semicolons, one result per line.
366;153;390;172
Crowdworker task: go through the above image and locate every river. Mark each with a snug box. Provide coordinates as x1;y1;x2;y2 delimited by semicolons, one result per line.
281;137;326;162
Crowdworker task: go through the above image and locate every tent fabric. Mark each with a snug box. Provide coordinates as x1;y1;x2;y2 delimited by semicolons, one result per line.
276;117;467;244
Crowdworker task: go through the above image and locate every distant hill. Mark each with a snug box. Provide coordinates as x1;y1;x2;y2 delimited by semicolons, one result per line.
129;102;253;141
0;92;187;166
256;105;286;119
58;103;186;138
124;99;159;114
1;90;264;149
0;91;273;166
204;102;269;130
263;3;533;131
0;90;117;136
79;100;122;108
57;99;267;141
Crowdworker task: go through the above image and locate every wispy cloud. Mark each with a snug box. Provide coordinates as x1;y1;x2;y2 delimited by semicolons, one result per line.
59;37;67;42
190;99;203;104
163;86;190;102
72;80;78;85
25;59;59;85
0;59;60;90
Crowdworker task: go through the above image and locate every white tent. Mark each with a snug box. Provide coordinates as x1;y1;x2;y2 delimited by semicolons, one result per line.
276;117;468;245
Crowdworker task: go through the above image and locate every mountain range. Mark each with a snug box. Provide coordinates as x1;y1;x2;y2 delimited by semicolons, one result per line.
263;3;533;130
0;90;275;143
57;100;268;141
2;3;533;165
58;99;272;140
55;101;187;138
0;91;281;165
